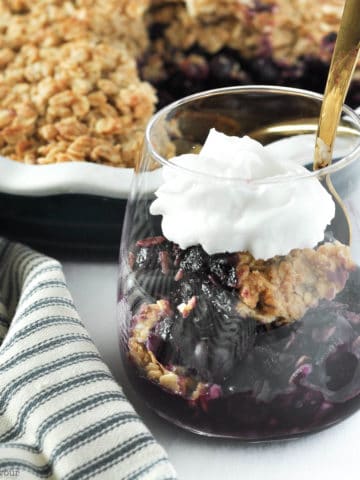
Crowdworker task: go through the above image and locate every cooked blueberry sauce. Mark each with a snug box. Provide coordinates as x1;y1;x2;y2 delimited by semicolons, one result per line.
120;239;360;439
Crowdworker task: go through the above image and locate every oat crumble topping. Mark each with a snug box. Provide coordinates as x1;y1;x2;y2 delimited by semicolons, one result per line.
0;0;356;166
235;241;356;324
0;0;155;165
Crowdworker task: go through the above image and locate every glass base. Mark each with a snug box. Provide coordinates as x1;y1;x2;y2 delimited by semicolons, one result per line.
150;402;351;443
123;355;360;441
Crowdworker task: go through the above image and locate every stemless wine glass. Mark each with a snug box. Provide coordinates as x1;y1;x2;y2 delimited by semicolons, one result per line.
118;86;360;440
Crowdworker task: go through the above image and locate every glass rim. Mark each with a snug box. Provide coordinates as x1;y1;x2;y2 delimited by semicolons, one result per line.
144;85;360;184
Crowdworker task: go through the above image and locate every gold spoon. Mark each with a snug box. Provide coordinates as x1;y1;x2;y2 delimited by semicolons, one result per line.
314;0;360;246
249;1;360;245
314;0;360;169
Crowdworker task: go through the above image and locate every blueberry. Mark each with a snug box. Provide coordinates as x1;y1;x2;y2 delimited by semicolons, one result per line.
322;32;337;47
302;57;328;91
209;254;238;288
250;58;280;84
156;90;175;108
179;56;209;81
171;276;201;305
151;312;200;369
209;53;249;83
132;237;175;273
201;281;236;316
152;316;173;341
147;316;173;360
134;246;153;270
313;315;355;366
179;246;208;273
148;22;167;41
326;351;358;391
210;54;235;80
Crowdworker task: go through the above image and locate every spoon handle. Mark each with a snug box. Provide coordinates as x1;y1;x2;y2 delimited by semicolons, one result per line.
314;0;360;170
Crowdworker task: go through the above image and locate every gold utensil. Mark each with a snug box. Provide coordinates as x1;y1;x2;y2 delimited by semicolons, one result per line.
245;1;360;246
314;0;360;169
314;0;360;246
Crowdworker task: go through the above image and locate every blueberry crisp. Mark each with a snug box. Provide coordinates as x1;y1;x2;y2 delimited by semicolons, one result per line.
124;235;360;438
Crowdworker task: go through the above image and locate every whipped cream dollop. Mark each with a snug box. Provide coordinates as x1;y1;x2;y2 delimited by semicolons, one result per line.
150;129;336;259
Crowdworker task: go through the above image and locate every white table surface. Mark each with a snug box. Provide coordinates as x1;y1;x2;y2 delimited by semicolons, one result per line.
62;259;359;480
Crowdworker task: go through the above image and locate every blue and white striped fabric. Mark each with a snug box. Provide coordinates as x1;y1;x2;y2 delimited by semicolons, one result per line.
0;239;177;480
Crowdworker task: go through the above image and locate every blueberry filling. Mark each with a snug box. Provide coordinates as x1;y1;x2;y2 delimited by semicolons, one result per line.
140;46;360;109
124;237;360;438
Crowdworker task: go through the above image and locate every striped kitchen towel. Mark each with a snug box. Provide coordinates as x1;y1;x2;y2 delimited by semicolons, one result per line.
0;239;177;480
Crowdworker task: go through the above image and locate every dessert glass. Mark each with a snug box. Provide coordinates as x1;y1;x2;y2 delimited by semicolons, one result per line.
118;86;360;440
